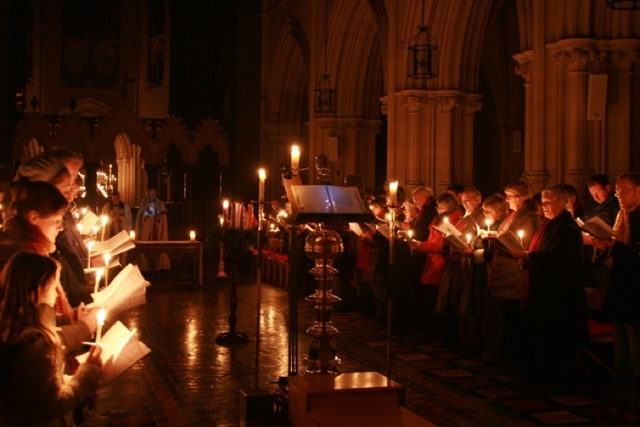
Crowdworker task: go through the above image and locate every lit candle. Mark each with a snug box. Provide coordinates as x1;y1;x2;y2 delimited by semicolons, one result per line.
258;168;266;202
190;230;196;241
96;309;106;343
270;223;276;233
485;218;492;231
408;230;413;240
444;217;449;223
388;181;398;207
518;229;524;245
219;216;224;226
86;241;94;269
466;233;472;244
100;215;108;241
103;253;111;286
291;145;300;174
93;225;99;237
81;207;87;216
222;200;229;224
129;230;135;241
74;211;80;221
94;268;104;294
77;223;83;234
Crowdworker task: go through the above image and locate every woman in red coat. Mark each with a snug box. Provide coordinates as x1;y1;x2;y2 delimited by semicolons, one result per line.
410;193;462;341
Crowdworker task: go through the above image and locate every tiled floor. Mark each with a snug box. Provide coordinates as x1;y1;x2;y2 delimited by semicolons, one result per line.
80;268;634;426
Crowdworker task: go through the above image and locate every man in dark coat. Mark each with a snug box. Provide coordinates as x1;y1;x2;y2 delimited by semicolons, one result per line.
512;184;588;380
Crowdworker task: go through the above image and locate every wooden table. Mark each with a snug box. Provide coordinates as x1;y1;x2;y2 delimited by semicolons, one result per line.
128;240;203;286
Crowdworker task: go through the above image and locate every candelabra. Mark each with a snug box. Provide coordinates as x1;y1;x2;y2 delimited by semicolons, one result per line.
302;227;343;374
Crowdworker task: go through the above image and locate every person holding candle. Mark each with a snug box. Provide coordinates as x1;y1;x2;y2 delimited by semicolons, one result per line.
509;185;587;382
0;252;102;426
0;179;93;306
409;193;462;344
14;148;92;305
483;180;541;366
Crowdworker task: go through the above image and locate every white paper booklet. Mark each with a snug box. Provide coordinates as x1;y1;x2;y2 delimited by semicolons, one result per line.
78;211;100;235
576;216;615;239
76;321;151;386
92;264;150;317
91;230;136;257
433;220;462;238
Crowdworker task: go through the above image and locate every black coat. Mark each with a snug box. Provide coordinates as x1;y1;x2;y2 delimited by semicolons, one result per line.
526;210;588;348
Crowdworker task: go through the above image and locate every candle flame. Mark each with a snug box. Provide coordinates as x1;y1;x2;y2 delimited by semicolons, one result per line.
223;199;229;209
258;169;266;180
97;309;106;325
291;145;300;156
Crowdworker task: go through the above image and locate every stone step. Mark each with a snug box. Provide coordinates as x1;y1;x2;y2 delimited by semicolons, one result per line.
288;371;406;427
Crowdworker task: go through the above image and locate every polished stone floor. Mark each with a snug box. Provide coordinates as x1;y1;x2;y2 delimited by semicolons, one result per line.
80;266;632;427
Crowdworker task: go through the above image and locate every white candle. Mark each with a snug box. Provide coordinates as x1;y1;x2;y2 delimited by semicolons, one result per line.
86;241;95;269
96;309;106;343
408;230;413;240
100;215;108;241
129;230;135;241
258;169;266;202
485;218;492;231
77;223;83;234
93;225;99;237
518;229;524;245
388;181;398;207
81;207;87;216
466;233;472;244
103;253;111;285
222;200;229;224
291;145;300;174
94;268;104;294
444;217;449;223
190;230;196;241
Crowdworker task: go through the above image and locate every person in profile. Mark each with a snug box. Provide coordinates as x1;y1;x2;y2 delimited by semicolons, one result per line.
101;191;132;239
134;187;170;270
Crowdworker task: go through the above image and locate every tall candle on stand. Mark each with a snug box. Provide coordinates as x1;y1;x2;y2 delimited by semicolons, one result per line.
222;200;229;225
96;309;106;343
258;169;266;202
129;230;135;241
388;181;398;207
190;230;196;241
291;145;300;175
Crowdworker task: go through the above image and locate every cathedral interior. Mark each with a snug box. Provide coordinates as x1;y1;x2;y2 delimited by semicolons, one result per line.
1;0;639;425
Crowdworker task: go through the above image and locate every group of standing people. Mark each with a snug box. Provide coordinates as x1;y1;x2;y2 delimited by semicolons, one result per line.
344;173;639;419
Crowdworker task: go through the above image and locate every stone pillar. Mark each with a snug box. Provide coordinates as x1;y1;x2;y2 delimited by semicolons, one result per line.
515;50;548;194
434;93;459;195
459;94;482;187
402;95;425;187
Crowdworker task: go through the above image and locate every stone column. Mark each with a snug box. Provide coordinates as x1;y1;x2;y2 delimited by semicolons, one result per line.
434;93;460;195
459;94;482;187
402;95;426;187
515;50;548;194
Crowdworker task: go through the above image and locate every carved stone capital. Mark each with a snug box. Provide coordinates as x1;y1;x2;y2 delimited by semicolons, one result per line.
436;96;460;113
514;61;533;82
461;99;483;115
401;96;428;114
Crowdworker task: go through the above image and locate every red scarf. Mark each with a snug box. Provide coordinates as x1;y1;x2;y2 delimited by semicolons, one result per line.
521;219;550;308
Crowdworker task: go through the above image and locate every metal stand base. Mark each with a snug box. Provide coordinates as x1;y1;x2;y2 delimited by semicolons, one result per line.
216;331;249;344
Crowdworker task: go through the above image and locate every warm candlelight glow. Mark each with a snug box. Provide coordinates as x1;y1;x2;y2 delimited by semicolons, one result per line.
388;181;398;207
81;207;87;216
291;145;300;174
94;268;104;294
86;241;95;269
103;253;111;286
96;309;106;343
100;215;108;241
190;230;196;241
258;169;266;202
466;233;472;244
77;223;83;234
518;229;524;245
408;230;413;239
485;218;492;231
129;230;135;241
444;217;449;223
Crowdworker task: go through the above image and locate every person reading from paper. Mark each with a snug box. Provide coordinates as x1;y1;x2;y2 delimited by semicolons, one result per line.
134;187;170;270
0;252;102;426
509;185;588;382
0;179;93;306
101;191;132;239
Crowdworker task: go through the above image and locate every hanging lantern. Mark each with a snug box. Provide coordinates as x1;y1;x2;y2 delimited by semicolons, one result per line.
315;74;336;114
408;25;438;79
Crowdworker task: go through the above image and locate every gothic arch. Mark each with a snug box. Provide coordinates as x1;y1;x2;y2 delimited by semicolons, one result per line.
266;18;309;136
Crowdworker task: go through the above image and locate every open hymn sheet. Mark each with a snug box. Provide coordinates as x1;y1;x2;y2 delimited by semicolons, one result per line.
76;321;151;386
92;263;150;317
576;216;615;239
489;230;526;252
91;230;136;257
